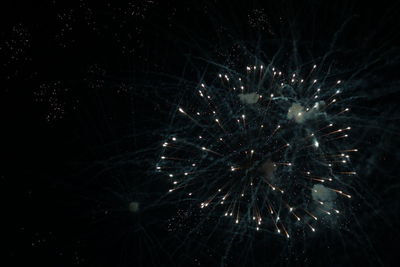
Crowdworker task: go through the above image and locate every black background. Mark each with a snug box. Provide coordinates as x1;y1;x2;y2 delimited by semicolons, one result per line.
2;1;400;266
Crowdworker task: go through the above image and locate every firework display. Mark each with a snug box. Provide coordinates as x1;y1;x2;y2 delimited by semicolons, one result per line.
158;62;357;237
7;1;399;266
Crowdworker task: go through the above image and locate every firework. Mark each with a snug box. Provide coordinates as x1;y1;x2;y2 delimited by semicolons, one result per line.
157;62;357;238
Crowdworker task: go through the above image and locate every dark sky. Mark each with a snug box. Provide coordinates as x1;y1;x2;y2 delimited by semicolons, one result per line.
2;1;400;266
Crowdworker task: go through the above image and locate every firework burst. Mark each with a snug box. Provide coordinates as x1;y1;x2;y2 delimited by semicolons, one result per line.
157;61;357;238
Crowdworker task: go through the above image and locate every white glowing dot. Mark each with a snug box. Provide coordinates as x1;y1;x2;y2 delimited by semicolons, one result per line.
314;140;319;148
172;137;176;141
184;172;188;175
169;174;173;177
313;65;317;68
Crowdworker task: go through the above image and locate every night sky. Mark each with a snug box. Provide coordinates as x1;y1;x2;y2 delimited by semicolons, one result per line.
2;1;400;266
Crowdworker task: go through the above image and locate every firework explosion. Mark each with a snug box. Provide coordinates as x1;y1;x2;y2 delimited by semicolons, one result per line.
158;62;357;238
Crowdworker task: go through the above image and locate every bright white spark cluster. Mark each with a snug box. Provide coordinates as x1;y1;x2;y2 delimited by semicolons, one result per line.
157;63;357;238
